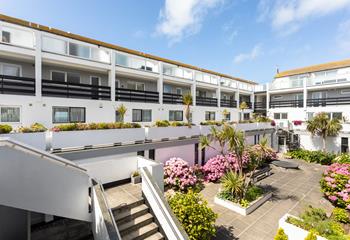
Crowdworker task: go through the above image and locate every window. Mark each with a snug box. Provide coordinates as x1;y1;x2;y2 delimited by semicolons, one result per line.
169;110;183;121
307;112;314;120
67;72;80;84
53;107;85;123
272;95;282;99
341;138;349;153
164;85;172;93
2;31;10;43
176;88;182;95
223;112;231;121
274;113;288;120
243;113;250;120
341;89;350;95
69;42;90;59
332;112;342;120
205;111;215;121
127;82;145;91
1;107;20;122
2;64;21;76
51;71;66;82
281;113;288;119
274;113;280;119
132;109;152;122
51;71;81;84
115;111;122;122
42;36;67;55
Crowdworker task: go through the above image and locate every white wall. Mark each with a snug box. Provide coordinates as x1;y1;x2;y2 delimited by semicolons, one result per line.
299;133;341;153
156;144;196;165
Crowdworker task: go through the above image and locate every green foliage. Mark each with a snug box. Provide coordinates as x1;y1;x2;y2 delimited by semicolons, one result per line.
168;191;217;240
154;120;170;127
170;121;187;127
200;120;222;126
220;171;244;198
116;104;127;123
19;123;47;133
253;114;272;123
333;154;350;164
287;149;336;165
332;208;350;223
217;184;263;207
53;122;141;131
183;93;193;127
131;171;140;177
304;230;317;240
0;124;12;134
245;185;263;202
286;206;349;239
274;228;288;240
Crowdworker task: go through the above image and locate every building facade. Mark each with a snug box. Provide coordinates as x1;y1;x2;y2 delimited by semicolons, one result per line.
0;14;258;129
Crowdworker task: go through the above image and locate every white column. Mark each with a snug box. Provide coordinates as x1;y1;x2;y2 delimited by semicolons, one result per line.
236;88;240;121
250;92;255;111
303;77;307;120
266;83;270;117
34;31;42;98
191;82;196;106
110;51;116;101
216;85;221;108
158;63;163;104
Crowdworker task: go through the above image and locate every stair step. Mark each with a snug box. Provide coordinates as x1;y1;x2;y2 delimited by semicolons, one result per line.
144;232;165;240
114;204;149;224
122;223;159;240
112;198;144;213
119;213;153;236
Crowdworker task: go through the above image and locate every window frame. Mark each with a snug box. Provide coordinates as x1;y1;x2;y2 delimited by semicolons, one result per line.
52;106;86;124
169;110;183;121
0;106;21;123
205;111;215;121
0;62;22;77
132;109;152;122
127;81;145;91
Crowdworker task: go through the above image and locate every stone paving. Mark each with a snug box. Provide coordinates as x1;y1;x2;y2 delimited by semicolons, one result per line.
201;159;333;240
104;182;142;209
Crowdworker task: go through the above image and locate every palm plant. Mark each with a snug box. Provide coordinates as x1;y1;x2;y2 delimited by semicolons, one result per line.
221;170;244;198
239;101;248;121
116;104;127;123
183;93;193;128
306;112;342;152
222;109;229;122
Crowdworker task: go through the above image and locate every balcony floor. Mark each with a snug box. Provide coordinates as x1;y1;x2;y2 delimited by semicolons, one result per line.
104;182;142;209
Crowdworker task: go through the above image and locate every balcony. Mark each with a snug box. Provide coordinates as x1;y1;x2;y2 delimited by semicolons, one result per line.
196;96;218;107
115;88;159;103
163;93;183;105
220;99;237;108
42;80;111;100
254;102;267;110
270;100;303;108
307;97;350;107
0;75;35;96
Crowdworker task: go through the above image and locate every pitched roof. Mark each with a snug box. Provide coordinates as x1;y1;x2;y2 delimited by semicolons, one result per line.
275;59;350;78
0;14;257;85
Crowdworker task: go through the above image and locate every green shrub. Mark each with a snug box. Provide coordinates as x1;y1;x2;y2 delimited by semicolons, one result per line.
53;122;141;131
245;185;264;202
0;124;12;134
19;123;47;133
304;230;317;240
287;149;336;165
274;228;288;240
200;120;222;126
333;154;350;164
168;191;217;240
332;208;350;223
154;120;170;127
170;121;186;127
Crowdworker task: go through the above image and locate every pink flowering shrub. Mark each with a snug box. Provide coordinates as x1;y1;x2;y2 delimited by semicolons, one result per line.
292;120;303;126
202;153;250;182
250;144;277;162
320;163;350;210
164;157;198;191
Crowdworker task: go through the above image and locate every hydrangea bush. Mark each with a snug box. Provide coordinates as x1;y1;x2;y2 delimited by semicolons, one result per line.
164;157;198;191
320;163;350;210
202;153;250;182
250;144;277;162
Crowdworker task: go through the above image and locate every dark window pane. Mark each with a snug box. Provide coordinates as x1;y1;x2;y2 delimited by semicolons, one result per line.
67;72;80;84
53;107;69;123
52;71;65;82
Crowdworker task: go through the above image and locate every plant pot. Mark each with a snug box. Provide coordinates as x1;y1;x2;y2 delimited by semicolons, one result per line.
131;175;141;184
214;191;272;216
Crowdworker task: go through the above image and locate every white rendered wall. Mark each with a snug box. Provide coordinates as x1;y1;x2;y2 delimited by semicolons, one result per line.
299;133;341;153
155;144;195;165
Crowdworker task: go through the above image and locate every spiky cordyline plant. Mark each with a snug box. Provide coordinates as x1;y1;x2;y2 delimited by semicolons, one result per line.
239;101;248;121
116;104;127;123
183;93;193;128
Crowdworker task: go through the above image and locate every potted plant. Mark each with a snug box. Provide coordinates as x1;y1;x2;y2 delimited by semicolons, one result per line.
131;170;141;184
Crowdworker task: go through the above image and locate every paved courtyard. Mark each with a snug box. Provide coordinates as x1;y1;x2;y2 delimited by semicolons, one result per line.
201;159;333;240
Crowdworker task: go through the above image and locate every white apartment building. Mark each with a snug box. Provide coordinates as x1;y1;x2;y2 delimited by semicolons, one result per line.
0;14;259;129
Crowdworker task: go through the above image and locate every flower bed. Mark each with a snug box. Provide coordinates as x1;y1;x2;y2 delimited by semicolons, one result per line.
320;163;350;209
287;149;336;165
52;122;141;131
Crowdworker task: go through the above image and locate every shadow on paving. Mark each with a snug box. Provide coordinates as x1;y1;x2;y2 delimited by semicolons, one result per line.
214;225;239;240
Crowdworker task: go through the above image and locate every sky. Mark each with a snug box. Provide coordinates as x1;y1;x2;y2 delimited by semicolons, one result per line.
2;0;350;84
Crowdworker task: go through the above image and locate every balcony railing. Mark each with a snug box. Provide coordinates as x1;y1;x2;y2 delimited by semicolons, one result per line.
270;100;303;108
163;93;183;105
116;88;159;103
0;75;35;95
42;80;111;100
307;97;350;107
254;102;267;110
220;99;237;108
196;96;218;107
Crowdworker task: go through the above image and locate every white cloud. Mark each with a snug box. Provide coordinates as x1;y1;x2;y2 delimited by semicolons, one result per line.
337;19;350;51
233;44;262;64
221;20;238;44
156;0;224;44
258;0;350;34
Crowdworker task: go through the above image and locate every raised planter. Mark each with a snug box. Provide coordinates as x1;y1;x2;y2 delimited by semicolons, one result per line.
131;175;141;184
235;122;273;131
0;132;47;150
199;125;222;136
51;128;146;149
214;192;272;216
278;214;327;240
146;126;200;141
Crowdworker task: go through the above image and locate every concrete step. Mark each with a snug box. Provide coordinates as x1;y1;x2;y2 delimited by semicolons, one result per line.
112;198;144;213
114;204;149;225
122;222;159;240
119;213;153;236
144;232;165;240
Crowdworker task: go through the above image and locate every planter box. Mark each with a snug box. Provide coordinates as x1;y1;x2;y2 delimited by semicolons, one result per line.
200;125;222;136
131;175;141;184
214;192;272;216
235;123;273;131
51;128;146;149
146;126;200;141
0;132;47;150
278;214;327;240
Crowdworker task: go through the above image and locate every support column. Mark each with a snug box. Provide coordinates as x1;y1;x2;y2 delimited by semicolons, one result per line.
236;88;240;120
34;31;42;98
158;63;163;104
303;76;307;120
191;82;196;106
110;51;116;101
266;83;270;117
216;86;221;108
250;92;255;112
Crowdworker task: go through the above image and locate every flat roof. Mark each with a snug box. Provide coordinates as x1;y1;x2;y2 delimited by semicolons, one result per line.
275;59;350;78
0;14;257;85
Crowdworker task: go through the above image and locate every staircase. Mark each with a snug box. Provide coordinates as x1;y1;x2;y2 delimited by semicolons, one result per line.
31;218;93;240
112;198;164;240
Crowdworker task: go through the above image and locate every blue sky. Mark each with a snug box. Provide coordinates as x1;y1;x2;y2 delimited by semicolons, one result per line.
2;0;350;83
